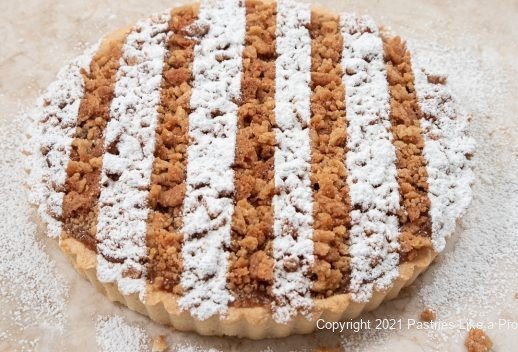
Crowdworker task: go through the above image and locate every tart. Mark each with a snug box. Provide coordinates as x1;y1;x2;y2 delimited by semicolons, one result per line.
27;0;474;339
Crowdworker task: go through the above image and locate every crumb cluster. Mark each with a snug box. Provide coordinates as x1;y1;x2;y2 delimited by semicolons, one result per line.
382;35;433;261
420;307;436;321
227;0;277;307
146;6;197;294
308;12;351;297
62;34;126;250
465;328;493;352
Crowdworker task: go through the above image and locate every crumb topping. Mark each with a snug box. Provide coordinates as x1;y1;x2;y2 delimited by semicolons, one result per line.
61;31;127;251
382;35;433;261
308;10;351;298
146;6;197;295
29;43;99;238
227;0;277;307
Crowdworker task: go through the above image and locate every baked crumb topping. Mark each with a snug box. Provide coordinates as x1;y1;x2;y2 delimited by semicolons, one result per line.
228;0;277;307
308;11;351;298
146;6;197;295
382;35;433;261
62;33;126;250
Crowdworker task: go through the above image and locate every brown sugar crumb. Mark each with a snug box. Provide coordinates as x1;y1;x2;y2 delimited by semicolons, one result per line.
426;73;447;85
308;10;351;297
382;35;433;261
465;328;493;352
227;0;277;307
145;6;197;294
61;30;128;250
151;335;168;352
420;307;436;321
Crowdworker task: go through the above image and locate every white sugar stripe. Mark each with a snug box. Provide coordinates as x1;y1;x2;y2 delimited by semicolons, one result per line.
178;0;245;320
96;13;171;300
28;44;98;238
340;14;401;302
410;45;475;252
271;0;314;324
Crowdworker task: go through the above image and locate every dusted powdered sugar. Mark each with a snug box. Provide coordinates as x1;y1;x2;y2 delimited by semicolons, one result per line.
3;117;69;349
178;0;246;319
340;14;401;302
271;0;314;323
95;315;148;352
410;44;475;252
96;13;170;299
27;43;98;238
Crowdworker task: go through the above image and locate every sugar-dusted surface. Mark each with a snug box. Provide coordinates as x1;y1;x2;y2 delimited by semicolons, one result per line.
96;13;170;300
95;315;149;352
410;42;475;253
272;0;314;323
340;14;401;302
178;0;246;320
27;43;97;238
1;0;516;351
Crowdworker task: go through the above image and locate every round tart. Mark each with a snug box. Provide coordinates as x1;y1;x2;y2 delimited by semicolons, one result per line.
27;0;474;339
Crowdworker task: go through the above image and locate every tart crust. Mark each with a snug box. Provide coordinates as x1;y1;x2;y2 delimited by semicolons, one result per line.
60;236;435;339
32;0;460;340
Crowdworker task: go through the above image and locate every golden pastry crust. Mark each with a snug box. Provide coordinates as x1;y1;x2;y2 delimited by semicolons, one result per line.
34;0;470;340
60;236;435;339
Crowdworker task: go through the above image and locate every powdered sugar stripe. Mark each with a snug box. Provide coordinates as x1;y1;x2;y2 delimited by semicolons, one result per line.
96;13;171;299
340;14;401;302
28;44;98;238
271;0;314;323
178;0;245;319
410;45;475;252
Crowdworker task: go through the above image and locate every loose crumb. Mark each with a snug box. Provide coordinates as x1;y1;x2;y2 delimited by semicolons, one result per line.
152;335;168;352
420;307;437;321
464;328;493;352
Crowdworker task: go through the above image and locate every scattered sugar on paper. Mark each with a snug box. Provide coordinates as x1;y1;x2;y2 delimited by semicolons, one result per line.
95;315;149;352
412;39;517;348
341;37;515;352
173;344;222;352
0;114;68;350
